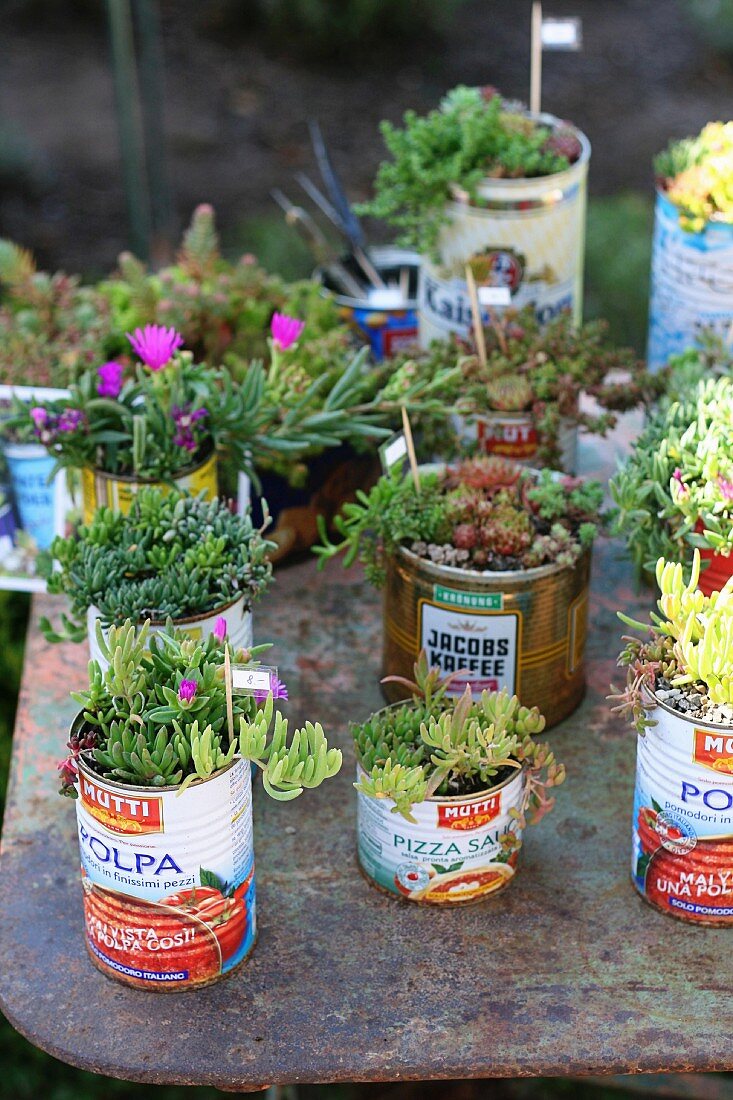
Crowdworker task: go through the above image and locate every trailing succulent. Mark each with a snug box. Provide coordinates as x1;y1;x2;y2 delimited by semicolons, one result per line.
655;121;733;232
60;619;342;798
316;455;604;585
610;550;733;734
352;653;564;823
40;488;273;642
358;86;581;256
610;377;733;579
385;305;660;470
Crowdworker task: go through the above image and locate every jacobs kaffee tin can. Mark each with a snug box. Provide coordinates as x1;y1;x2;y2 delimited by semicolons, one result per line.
81;449;218;524
74;749;256;989
418;117;590;347
382;544;590;729
357;762;526;904
86;593;254;670
632;695;733;925
647;189;733;372
452;411;578;474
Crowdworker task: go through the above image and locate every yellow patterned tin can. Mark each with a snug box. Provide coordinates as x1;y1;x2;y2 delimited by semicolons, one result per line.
81;450;218;524
418;117;590;346
382;545;590;729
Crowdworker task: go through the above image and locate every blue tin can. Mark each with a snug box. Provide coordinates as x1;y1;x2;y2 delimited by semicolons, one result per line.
647;189;733;372
318;246;419;360
3;443;58;550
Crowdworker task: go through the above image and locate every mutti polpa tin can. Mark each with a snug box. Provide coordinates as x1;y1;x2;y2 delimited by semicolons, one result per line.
632;695;733;925
318;246;419;360
452;412;578;474
87;593;254;670
74;750;256;990
81;450;218;524
647;189;733;372
357;763;526;905
382;544;590;729
418;117;590;347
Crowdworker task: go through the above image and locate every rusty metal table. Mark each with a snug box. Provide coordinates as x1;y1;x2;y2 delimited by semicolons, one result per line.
1;425;732;1091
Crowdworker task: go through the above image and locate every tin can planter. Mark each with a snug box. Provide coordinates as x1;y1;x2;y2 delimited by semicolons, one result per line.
632;693;733;925
81;449;218;525
87;593;253;670
318;246;419;360
3;442;58;550
357;760;526;905
452;411;578;473
382;545;590;729
0;490;16;543
75;750;256;989
418;119;590;347
647;190;733;372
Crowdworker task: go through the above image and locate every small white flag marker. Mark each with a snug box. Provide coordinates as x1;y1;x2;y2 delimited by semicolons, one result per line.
478;285;512;307
541;17;582;50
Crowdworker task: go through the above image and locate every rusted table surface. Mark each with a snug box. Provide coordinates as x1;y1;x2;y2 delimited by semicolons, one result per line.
1;423;733;1091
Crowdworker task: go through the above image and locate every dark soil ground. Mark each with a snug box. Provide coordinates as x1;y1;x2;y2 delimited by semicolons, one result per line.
2;0;733;274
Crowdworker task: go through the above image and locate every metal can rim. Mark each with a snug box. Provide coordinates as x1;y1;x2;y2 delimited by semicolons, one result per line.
641;685;733;733
93;591;249;631
87;444;216;487
315;245;421;310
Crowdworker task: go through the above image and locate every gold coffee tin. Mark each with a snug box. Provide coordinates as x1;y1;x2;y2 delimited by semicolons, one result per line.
382;545;590;729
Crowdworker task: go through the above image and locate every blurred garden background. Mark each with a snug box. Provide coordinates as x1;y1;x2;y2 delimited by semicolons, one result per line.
1;0;733;1096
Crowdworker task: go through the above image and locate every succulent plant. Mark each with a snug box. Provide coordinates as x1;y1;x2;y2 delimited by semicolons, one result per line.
61;619;342;799
353;654;564;823
655;122;733;231
484;375;534;412
316;457;604;583
40;488;273;642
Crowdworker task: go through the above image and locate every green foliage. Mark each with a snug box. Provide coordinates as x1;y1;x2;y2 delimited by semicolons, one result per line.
610;377;733;577
655;121;733;231
41;488;273;640
316;458;604;585
358;87;574;256
585;192;653;354
64;619;341;798
353;658;563;823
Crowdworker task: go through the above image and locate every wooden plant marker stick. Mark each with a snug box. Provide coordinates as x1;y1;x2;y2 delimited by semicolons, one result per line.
530;1;543;115
224;643;235;745
401;405;420;493
464;265;487;368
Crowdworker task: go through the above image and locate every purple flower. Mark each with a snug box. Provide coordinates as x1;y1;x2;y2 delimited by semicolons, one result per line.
271;312;305;351
254;676;288;705
127;324;184;371
30;406;48;430
178;679;198;704
718;476;733;502
57;408;85;433
172;405;208;452
97;361;124;398
213;616;227;642
672;468;688;494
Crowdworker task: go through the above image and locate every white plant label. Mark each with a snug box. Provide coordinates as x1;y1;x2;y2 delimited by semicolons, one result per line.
231;665;277;695
379;432;408;474
478;285;511;307
541;17;581;49
419;601;519;696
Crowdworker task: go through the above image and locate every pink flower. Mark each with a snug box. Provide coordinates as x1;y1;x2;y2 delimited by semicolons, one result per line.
97;361;124;398
718;476;733;502
30;407;48;430
178;679;198;704
672;468;688;494
57;408;85;433
271;312;305;351
127;324;184;370
254;676;288;705
213;616;227;642
172;405;208;452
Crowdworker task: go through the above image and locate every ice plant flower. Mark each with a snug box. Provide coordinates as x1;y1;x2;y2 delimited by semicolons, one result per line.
97;361;124;398
178;679;198;704
57;408;85;433
718;476;733;502
127;324;184;371
270;312;305;351
30;407;48;431
172;405;208;452
213;616;227;642
255;676;288;705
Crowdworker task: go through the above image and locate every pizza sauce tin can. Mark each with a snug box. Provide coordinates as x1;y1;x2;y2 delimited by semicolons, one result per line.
357;763;526;905
632;696;733;924
74;745;256;989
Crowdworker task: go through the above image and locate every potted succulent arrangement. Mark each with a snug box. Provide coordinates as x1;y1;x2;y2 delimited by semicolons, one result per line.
384;304;656;472
648;121;733;371
316;455;604;728
39;488;273;665
59;619;341;989
611;550;733;925
358;86;590;346
353;653;565;905
610;377;733;595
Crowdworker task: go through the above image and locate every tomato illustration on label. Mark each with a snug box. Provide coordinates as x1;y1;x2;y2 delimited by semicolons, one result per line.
161;884;247;965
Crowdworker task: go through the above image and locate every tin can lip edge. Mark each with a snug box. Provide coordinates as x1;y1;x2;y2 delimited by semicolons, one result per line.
395;540;588;585
641;686;733;733
92;591;249;631
73;729;246;795
87;443;216;486
315;245;421;310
